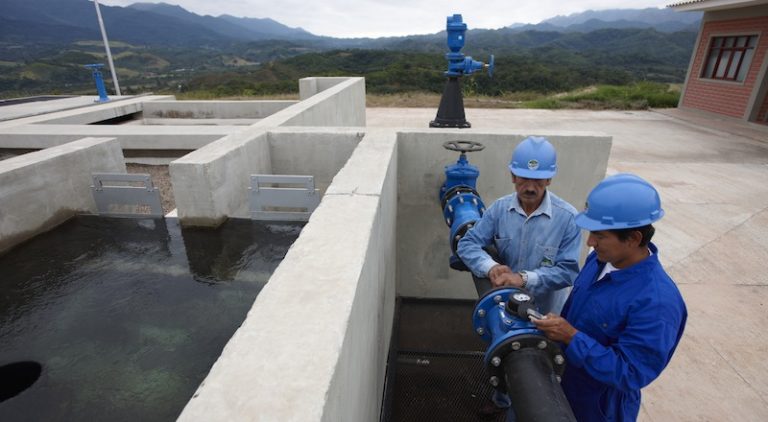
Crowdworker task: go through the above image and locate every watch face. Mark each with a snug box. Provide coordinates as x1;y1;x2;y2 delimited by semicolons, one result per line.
512;293;531;302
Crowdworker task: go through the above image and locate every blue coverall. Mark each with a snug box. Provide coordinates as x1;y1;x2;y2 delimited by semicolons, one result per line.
560;243;687;421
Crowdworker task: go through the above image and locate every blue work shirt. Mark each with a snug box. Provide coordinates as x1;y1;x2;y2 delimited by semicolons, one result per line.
561;243;687;421
457;191;581;314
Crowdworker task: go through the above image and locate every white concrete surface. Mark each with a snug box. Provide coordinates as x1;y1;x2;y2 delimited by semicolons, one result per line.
170;77;367;226
0;124;241;150
395;129;611;298
299;77;354;100
268;128;365;194
170;130;272;226
0;95;173;127
178;130;398;422
0;137;125;254
0;96;114;121
259;77;366;128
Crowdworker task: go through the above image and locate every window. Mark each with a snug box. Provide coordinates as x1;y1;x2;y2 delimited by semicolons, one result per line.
701;35;758;82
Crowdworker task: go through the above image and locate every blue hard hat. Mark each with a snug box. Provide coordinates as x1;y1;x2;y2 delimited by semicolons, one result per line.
575;173;664;231
508;136;557;179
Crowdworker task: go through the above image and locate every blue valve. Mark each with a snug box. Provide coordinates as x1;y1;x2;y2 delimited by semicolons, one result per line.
439;141;486;269
85;63;110;103
442;14;494;78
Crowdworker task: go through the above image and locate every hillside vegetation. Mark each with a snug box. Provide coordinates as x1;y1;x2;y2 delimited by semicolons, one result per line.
1;17;695;109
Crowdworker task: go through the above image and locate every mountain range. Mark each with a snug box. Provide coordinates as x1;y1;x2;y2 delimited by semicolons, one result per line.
0;1;702;98
1;0;701;48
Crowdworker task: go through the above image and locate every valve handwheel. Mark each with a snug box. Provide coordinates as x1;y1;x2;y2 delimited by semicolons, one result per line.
443;140;485;153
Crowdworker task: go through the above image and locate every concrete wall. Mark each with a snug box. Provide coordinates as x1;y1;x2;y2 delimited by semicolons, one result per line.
259;77;366;128
268;128;365;194
395;130;612;299
0;137;125;254
177;130;398;422
142;100;297;119
170;77;367;226
299;77;354;100
170;128;362;226
170;130;272;226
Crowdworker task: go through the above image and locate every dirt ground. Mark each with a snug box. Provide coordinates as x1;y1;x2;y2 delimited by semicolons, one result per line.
126;164;175;213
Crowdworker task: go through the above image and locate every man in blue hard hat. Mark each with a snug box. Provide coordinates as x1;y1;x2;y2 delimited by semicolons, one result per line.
458;136;581;314
457;136;581;419
533;173;687;421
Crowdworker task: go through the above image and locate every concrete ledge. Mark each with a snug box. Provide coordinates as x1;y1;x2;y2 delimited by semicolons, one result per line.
142;100;297;119
257;77;366;128
0;96;174;127
0;137;125;254
178;131;398;421
299;77;354;100
0;125;240;150
395;129;612;299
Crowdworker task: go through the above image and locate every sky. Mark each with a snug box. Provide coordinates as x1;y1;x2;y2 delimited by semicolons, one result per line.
98;0;677;38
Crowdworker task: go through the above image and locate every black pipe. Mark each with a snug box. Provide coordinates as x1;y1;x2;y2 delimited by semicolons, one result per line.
502;349;576;422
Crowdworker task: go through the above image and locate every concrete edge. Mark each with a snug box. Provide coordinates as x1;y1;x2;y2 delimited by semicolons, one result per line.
177;136;398;421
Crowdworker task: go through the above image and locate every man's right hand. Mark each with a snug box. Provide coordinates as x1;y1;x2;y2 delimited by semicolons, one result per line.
488;264;524;287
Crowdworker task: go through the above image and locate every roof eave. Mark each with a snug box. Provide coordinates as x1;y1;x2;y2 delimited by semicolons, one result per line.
668;0;768;12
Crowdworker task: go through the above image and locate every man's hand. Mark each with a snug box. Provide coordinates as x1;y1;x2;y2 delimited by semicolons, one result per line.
488;264;524;288
532;313;578;344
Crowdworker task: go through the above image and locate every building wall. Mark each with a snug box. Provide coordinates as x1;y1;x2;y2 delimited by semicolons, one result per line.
756;74;768;122
681;9;768;119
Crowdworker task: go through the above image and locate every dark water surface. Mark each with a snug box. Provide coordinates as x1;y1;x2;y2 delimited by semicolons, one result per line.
0;216;303;421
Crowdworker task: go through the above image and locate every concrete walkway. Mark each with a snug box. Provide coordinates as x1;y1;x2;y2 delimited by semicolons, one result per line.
368;107;768;421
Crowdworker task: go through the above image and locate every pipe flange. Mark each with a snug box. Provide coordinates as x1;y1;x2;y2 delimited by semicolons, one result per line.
441;184;480;209
485;334;566;393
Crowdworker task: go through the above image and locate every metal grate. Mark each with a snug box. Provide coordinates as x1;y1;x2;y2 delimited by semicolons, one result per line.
249;174;320;221
382;298;506;422
90;173;163;218
388;350;505;422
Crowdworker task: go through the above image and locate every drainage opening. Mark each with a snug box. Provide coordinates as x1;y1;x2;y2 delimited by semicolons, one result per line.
0;361;42;403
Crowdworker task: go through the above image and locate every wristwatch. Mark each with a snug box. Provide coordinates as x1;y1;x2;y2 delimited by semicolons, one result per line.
518;271;528;288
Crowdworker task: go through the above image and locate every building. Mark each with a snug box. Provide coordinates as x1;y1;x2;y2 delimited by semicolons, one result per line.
670;0;768;125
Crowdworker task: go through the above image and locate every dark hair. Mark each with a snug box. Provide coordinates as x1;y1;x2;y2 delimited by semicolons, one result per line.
611;225;655;247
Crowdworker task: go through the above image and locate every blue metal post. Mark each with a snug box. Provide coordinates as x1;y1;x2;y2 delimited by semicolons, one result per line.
85;64;110;103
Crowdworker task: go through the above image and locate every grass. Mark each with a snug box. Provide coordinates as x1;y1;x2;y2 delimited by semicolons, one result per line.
161;82;680;110
525;82;680;109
